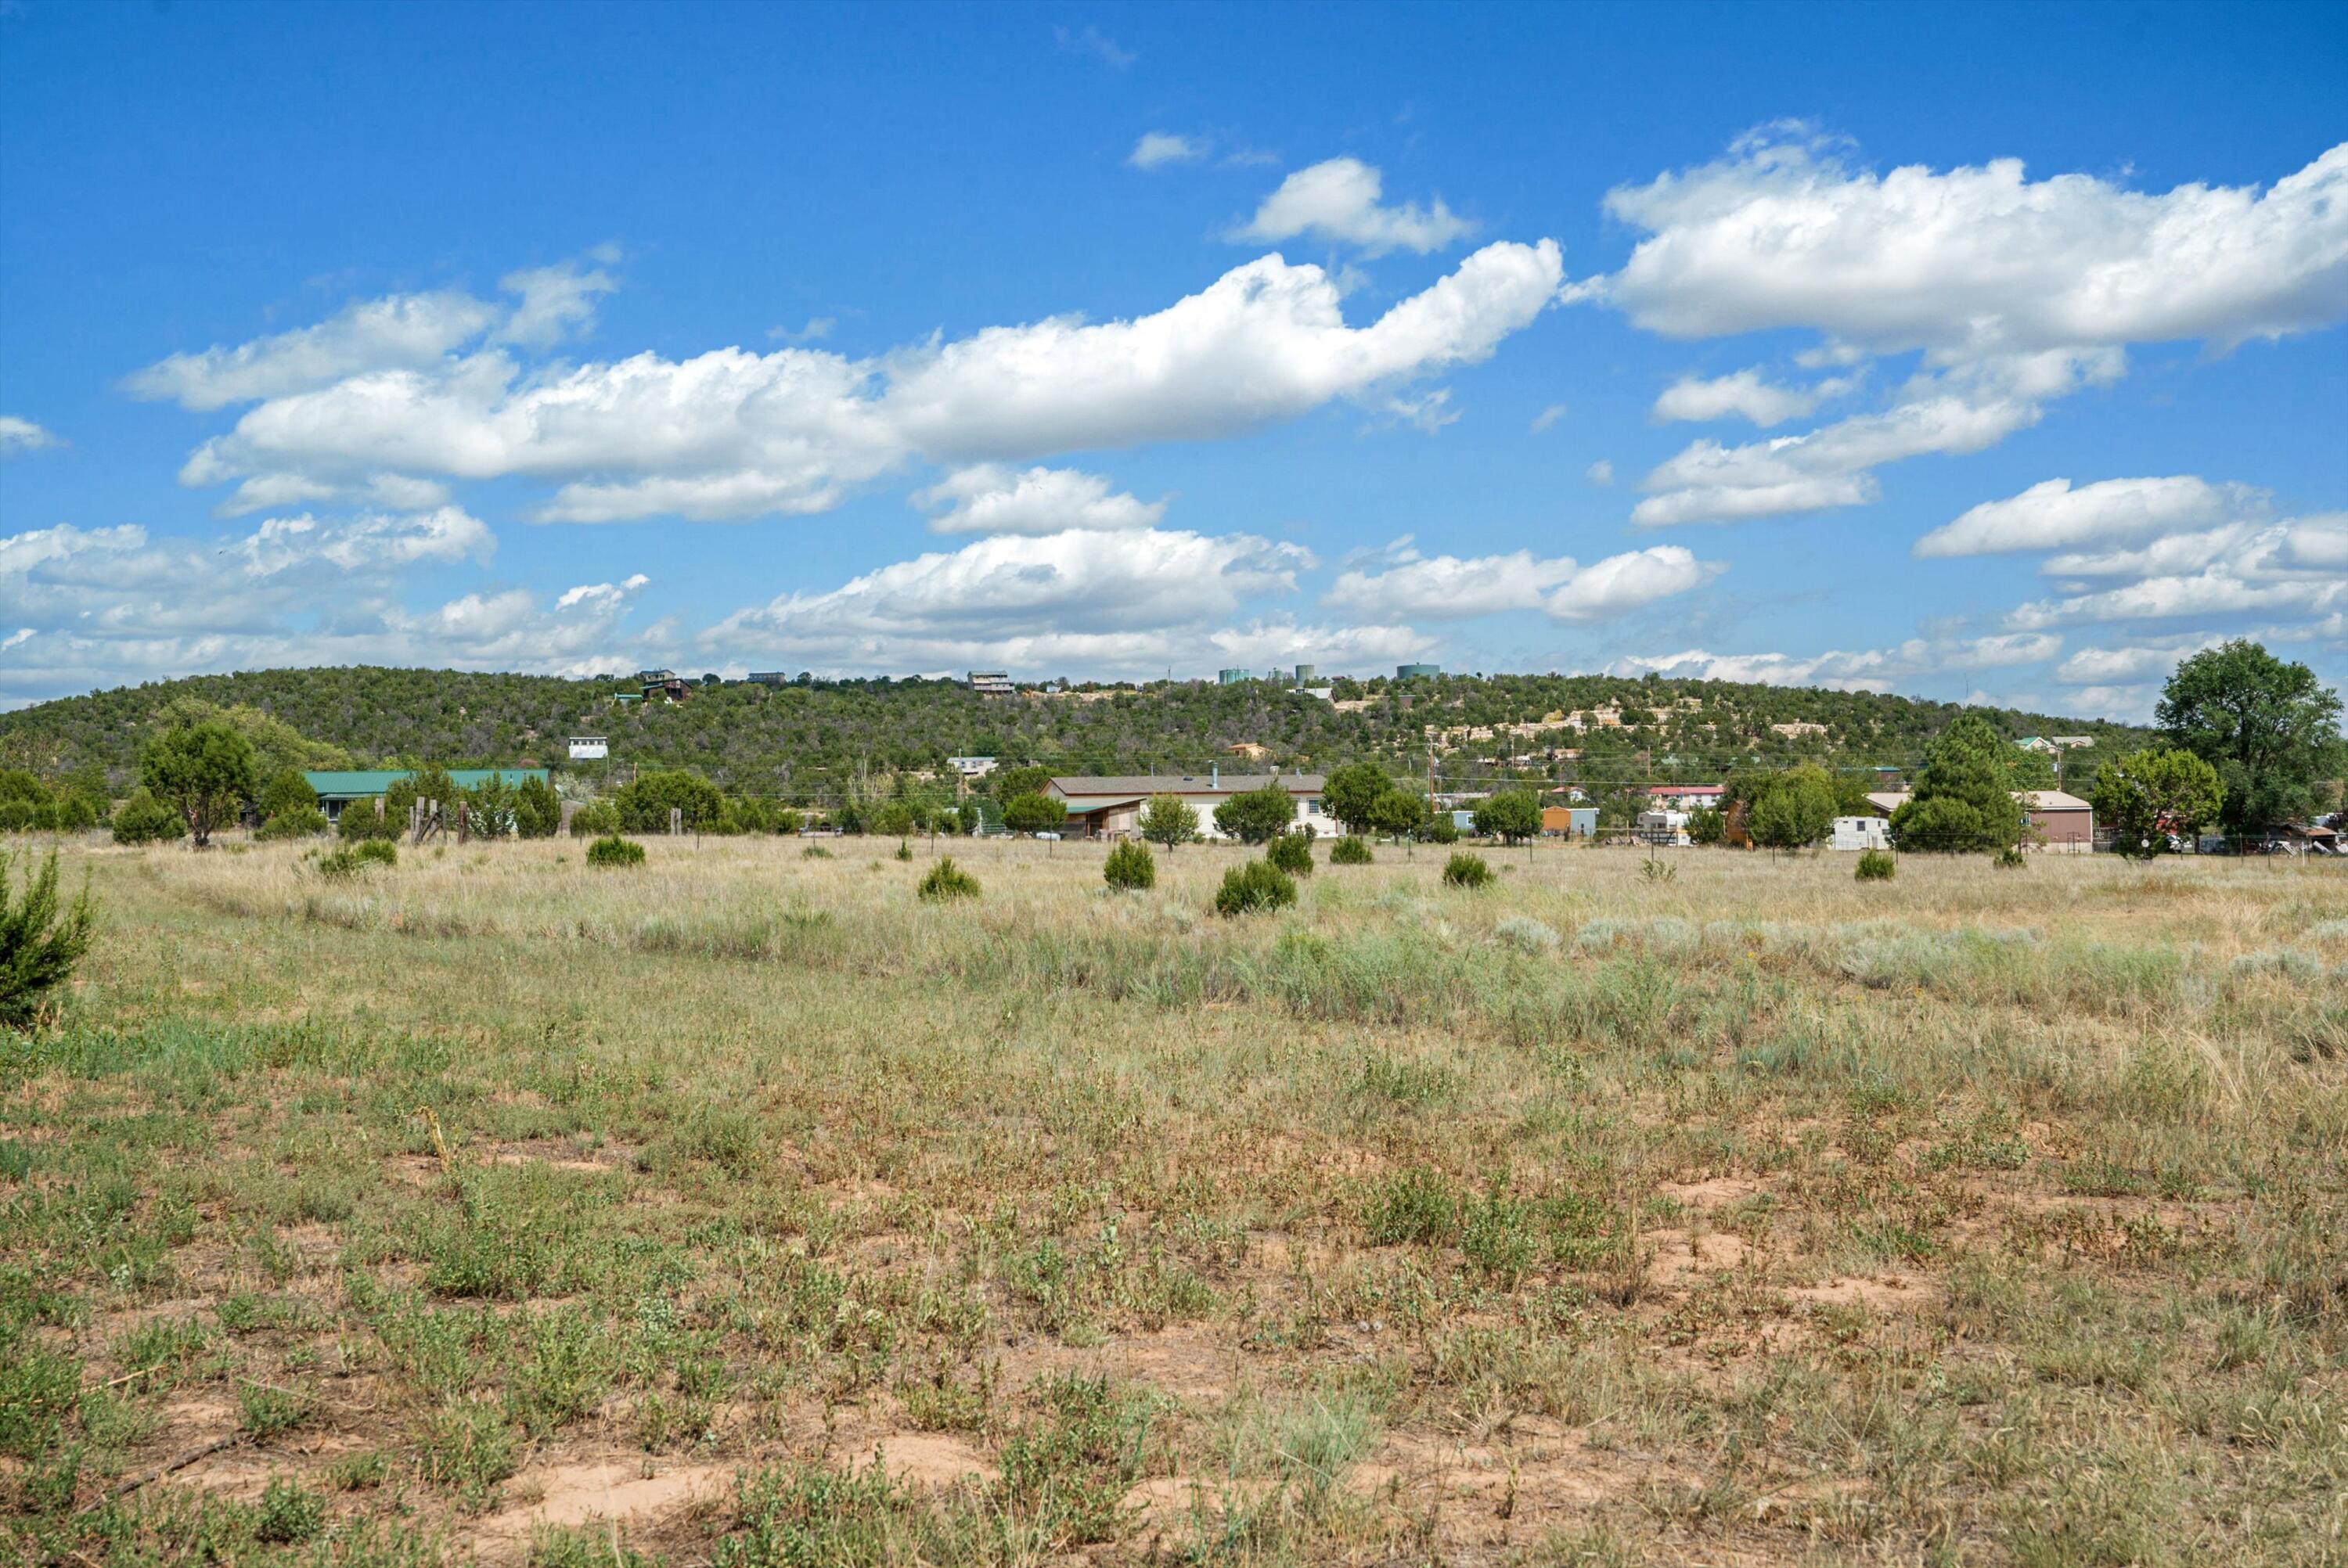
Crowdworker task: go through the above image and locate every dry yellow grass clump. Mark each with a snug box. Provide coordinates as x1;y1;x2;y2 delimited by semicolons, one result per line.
5;833;2346;1566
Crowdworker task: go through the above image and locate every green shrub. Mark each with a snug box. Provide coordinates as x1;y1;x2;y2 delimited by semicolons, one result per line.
110;787;184;846
611;769;725;834
2;849;96;1030
1855;849;1896;881
1441;853;1493;889
585;834;646;869
1328;835;1373;865
1213;859;1296;917
337;800;398;841
255;807;331;841
1265;832;1314;876
1003;793;1068;836
918;858;980;901
255;1475;326;1544
1212;782;1297;845
567;800;621;838
894;840;913;861
1102;840;1155;890
239;1379;310;1437
1994;846;2028;870
315;838;397;881
1424;814;1460;845
1363;1166;1461;1245
513;775;563;839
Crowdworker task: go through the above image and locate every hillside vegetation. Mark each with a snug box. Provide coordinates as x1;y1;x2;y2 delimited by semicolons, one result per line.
0;666;2152;802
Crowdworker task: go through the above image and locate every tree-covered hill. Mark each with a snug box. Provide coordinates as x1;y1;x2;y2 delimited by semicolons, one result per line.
0;665;2155;804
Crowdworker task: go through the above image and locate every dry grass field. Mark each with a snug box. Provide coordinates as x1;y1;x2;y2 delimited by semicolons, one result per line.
5;833;2346;1566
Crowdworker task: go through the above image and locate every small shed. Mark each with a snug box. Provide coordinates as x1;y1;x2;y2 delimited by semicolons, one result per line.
2020;789;2094;851
1831;815;1891;851
1542;805;1597;837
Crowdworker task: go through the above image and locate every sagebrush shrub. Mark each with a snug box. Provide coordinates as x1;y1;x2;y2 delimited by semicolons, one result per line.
1493;915;1560;954
1329;835;1372;865
1103;840;1155;890
1213;859;1296;917
1441;853;1493;889
1266;833;1314;876
585;834;646;868
1855;849;1896;881
919;857;980;901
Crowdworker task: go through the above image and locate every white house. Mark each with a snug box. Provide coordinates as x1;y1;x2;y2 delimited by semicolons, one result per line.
1046;771;1326;840
567;736;608;761
945;755;998;779
1636;808;1690;845
1644;783;1725;813
1831;815;1891;851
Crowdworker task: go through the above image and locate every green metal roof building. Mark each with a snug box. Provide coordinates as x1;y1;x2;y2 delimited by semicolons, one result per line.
304;768;550;823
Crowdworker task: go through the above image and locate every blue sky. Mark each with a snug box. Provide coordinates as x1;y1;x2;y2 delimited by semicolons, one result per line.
2;0;2343;717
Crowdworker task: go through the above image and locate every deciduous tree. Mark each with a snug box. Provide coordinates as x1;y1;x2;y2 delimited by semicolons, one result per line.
2093;747;2224;859
1322;762;1392;837
1140;793;1198;850
1471;789;1541;844
2157;640;2345;832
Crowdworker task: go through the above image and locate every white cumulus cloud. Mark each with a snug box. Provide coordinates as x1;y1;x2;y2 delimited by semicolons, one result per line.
1915;475;2256;557
1592;133;2348;527
1231;158;1477;256
0;416;63;456
1601;134;2348;352
0;508;652;708
173;242;1563;524
696;527;1424;678
1611;631;2062;692
913;464;1165;534
1129;131;1208;171
1651;368;1853;426
125;291;504;412
1324;544;1720;622
1632;348;2119;527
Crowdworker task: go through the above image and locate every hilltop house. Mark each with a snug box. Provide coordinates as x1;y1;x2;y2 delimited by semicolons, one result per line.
1644;783;1726;813
1046;771;1325;840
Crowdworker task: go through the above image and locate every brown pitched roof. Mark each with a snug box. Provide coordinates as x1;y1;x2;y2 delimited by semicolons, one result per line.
1049;772;1323;802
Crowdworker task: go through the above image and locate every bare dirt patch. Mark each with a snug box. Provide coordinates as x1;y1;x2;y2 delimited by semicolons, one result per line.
477;1458;735;1546
1658;1175;1766;1208
852;1432;996;1487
